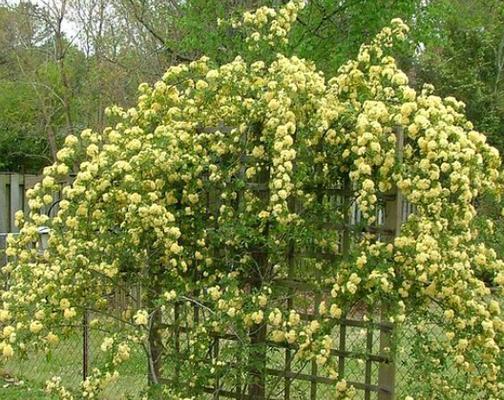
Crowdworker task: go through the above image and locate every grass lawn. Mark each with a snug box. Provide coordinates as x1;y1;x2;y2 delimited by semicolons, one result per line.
1;331;146;400
0;373;54;400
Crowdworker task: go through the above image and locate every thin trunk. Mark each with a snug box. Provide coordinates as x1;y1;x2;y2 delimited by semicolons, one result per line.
493;32;504;97
248;122;268;400
54;29;74;135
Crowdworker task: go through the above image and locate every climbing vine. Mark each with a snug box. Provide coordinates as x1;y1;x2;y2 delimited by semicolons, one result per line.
1;1;503;399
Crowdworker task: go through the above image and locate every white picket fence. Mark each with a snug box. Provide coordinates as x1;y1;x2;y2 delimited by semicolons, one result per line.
0;173;43;234
0;173;43;266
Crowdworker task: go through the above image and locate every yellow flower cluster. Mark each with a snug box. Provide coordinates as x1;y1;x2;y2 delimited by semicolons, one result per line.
227;0;305;50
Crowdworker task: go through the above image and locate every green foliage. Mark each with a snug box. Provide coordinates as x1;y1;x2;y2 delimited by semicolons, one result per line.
0;81;49;172
289;0;419;73
1;0;503;175
415;0;504;153
165;0;248;63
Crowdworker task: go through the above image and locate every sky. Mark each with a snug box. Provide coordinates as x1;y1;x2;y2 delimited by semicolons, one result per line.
4;0;79;36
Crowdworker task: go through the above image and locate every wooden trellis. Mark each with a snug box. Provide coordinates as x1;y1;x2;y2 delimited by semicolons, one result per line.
161;195;400;399
156;129;406;400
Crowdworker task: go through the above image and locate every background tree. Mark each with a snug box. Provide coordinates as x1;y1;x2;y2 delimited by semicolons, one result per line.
414;0;504;152
1;0;503;173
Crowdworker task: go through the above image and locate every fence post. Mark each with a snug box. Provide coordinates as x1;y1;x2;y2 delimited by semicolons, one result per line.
83;309;89;381
377;128;404;400
9;174;22;233
377;315;395;400
147;278;163;386
0;234;6;273
0;175;9;233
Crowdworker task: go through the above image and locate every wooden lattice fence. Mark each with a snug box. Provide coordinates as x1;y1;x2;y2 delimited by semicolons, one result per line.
141;128;410;400
153;181;404;400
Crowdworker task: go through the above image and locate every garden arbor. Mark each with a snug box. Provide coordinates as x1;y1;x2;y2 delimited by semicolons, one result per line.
1;2;503;400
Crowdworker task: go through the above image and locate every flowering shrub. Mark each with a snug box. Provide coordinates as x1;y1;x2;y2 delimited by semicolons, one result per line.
1;1;503;399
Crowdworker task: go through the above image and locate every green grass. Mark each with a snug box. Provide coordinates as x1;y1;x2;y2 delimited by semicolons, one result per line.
0;374;54;400
2;331;147;400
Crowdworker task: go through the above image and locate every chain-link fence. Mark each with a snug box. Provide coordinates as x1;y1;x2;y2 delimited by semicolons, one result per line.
1;240;501;400
0;230;464;399
0;173;499;399
3;319;147;399
2;245;500;400
0;309;462;399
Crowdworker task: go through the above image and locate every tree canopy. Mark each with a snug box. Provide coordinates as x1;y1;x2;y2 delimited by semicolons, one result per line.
1;0;503;172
